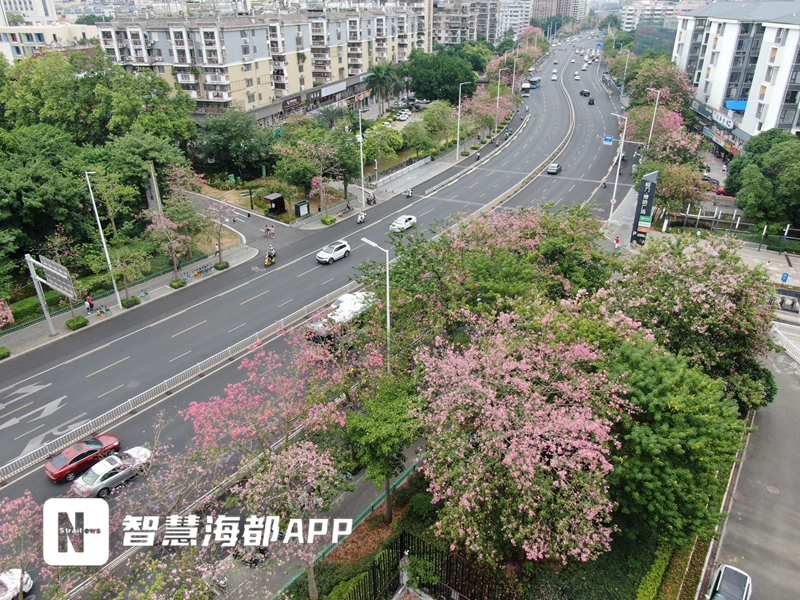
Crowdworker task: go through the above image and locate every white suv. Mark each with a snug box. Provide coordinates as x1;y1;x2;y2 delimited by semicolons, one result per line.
316;240;351;264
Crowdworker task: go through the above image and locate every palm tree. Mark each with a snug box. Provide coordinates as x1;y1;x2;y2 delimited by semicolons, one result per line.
365;64;396;115
314;106;349;129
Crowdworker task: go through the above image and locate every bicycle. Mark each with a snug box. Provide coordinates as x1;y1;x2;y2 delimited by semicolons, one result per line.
95;305;111;318
138;289;150;300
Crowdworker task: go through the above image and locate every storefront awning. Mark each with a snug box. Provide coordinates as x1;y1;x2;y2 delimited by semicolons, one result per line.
726;100;747;111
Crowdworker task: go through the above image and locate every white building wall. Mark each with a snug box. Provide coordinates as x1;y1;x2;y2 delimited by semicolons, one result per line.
672;16;694;70
696;20;738;108
743;24;800;134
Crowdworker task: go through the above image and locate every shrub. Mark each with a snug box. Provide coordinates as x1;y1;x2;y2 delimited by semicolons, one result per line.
0;347;10;360
408;556;440;589
393;470;428;507
461;151;470;156
121;296;141;309
284;555;375;600
214;262;229;270
407;493;437;523
65;316;89;331
470;144;480;150
321;216;337;225
635;544;672;600
480;139;488;144
170;279;186;289
325;572;368;600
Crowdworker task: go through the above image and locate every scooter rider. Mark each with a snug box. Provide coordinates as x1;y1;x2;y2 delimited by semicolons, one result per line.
268;245;276;258
357;211;366;223
602;178;607;188
476;152;481;161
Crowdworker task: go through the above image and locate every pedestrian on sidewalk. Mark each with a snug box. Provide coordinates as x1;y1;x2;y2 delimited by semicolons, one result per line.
766;260;771;270
86;295;94;312
85;299;92;316
270;226;276;238
214;243;220;257
614;237;621;250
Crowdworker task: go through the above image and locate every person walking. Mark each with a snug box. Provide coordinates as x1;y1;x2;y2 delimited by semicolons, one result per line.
214;243;220;258
85;299;93;316
270;226;276;238
614;237;621;250
86;295;94;312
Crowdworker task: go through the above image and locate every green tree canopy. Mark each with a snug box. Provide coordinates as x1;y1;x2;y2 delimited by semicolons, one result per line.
407;53;476;105
193;110;272;178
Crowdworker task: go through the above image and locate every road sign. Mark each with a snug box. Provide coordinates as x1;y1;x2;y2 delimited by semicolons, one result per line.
610;198;617;205
38;255;76;300
603;135;614;145
782;272;789;283
597;42;603;48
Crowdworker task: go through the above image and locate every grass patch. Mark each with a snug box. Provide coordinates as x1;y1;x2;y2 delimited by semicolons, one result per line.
170;279;186;289
321;216;336;225
65;316;89;331
678;537;710;600
214;261;229;270
121;296;141;309
0;347;10;360
656;544;695;600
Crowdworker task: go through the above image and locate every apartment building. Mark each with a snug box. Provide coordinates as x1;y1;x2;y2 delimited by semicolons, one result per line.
432;1;477;46
673;1;800;157
98;9;423;124
497;0;533;40
0;22;96;62
531;0;558;23
1;0;57;24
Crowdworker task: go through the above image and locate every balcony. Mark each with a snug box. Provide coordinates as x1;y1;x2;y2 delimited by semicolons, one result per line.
312;69;330;76
348;58;362;64
312;54;329;61
272;74;286;82
349;34;360;41
313;62;330;69
173;39;186;47
186;90;198;99
206;73;229;83
207;91;231;101
176;73;197;84
376;52;387;58
274;89;287;97
349;68;362;76
314;76;331;84
312;39;327;48
102;38;115;47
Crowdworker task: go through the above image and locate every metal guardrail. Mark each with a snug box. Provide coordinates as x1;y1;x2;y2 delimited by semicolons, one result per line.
771;326;800;364
0;279;363;485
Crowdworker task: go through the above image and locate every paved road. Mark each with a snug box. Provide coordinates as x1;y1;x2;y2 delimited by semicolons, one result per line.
0;40;644;596
713;351;800;600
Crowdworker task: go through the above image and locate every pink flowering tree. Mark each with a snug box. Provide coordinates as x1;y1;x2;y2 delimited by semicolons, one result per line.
309;176;337;216
417;311;624;566
144;209;190;280
0;300;12;328
627;55;693;112
626;105;701;164
201;198;237;265
0;491;56;595
604;234;776;413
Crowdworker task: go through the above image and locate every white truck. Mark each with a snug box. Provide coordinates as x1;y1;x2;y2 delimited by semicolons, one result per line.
521;81;531;97
305;291;375;341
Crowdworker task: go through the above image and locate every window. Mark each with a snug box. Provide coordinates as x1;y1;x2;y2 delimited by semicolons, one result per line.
298;64;304;72
756;121;763;131
726;85;738;98
704;81;710;93
729;72;741;82
780;109;793;123
710;52;718;65
241;30;248;38
733;56;744;67
243;63;252;71
245;78;253;87
756;103;764;118
248;93;256;103
737;39;746;51
770;47;778;63
787;90;799;103
157;65;165;73
741;23;751;34
766;66;776;82
758;85;767;100
775;28;784;43
792;70;800;83
716;22;724;34
241;45;250;55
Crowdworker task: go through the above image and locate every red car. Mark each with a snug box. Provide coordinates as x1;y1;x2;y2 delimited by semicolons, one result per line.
44;434;121;483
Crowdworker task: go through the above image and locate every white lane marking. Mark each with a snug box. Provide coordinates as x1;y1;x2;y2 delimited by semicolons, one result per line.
14;423;45;441
171;321;207;339
297;265;322;278
98;384;124;398
86;356;131;378
321;278;334;286
227;323;247;333
279;298;293;307
240;289;270;305
169;351;193;363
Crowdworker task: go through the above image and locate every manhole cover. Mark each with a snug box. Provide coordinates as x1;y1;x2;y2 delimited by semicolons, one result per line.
127;381;140;388
766;485;781;495
732;492;744;502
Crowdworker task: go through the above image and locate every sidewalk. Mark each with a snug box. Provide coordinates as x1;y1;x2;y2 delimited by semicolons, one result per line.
0;243;259;359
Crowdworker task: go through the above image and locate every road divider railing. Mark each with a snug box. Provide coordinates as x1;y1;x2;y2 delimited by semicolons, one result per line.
0;279;364;486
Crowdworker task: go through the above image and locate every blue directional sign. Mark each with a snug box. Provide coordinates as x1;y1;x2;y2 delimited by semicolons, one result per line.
603;135;614;145
782;272;789;283
597;42;604;49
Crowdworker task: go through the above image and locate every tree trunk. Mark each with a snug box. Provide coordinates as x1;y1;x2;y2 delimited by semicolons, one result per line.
172;254;179;281
122;275;130;300
307;561;319;600
383;474;393;524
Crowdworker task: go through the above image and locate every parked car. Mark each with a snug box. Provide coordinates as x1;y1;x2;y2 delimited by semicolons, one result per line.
579;89;591;96
705;565;752;600
547;163;562;174
70;447;152;498
0;570;33;600
45;434;121;483
316;240;352;264
389;215;417;232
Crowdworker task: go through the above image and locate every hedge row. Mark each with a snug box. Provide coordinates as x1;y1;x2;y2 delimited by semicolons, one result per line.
636;543;673;600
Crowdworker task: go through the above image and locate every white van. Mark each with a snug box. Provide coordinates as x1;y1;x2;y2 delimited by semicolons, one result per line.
581;64;587;71
552;68;558;74
574;72;580;81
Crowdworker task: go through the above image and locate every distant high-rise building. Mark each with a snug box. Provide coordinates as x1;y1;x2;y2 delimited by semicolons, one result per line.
1;0;57;24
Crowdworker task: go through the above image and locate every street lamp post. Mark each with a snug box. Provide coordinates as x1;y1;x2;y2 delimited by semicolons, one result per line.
621;49;631;95
357;108;366;209
455;80;471;163
361;238;391;374
610;113;628;222
85;171;123;310
495;67;509;134
646;87;662;149
512;57;523;94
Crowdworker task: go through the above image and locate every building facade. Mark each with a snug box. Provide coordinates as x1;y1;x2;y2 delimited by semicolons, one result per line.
1;0;57;25
99;9;426;124
0;22;96;61
673;1;800;157
497;0;532;40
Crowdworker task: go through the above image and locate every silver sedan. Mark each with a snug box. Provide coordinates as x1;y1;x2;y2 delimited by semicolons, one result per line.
70;447;152;498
